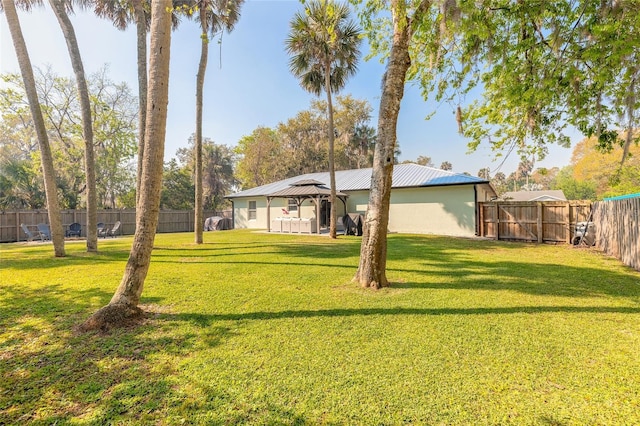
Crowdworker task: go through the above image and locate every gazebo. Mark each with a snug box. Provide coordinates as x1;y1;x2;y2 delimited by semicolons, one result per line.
266;179;348;234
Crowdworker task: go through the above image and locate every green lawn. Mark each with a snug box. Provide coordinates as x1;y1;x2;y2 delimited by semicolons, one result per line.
1;230;639;425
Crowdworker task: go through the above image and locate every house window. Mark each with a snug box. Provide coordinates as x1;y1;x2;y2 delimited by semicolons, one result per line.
287;198;298;212
248;201;257;220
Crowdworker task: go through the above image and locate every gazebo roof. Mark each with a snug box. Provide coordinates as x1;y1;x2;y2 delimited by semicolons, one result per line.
267;183;348;198
290;179;326;186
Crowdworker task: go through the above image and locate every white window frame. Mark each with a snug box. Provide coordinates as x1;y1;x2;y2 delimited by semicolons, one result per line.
248;201;257;220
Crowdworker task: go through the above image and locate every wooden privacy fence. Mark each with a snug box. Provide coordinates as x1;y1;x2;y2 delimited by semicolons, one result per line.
478;201;592;243
0;209;229;243
592;197;640;272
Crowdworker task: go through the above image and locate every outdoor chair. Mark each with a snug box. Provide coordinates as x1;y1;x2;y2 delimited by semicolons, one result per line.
36;223;51;241
107;221;121;237
97;222;109;238
66;222;82;238
21;223;41;242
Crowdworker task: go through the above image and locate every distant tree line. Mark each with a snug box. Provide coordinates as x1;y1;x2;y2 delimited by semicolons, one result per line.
0;70;377;212
0;67;137;210
483;133;640;200
234;95;376;190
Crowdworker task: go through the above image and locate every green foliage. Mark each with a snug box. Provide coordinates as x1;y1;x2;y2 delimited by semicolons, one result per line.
353;1;640;163
176;137;238;210
439;160;452;170
235;96;377;188
286;0;362;97
234;126;283;189
551;166;597;201
602;164;640;199
490;171;508;195
571;135;640;199
0;68;137;209
160;159;195;210
0;158;45;209
2;231;639;424
192;0;244;37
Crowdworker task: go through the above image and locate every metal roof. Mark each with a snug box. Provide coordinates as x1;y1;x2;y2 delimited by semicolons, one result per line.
227;163;489;199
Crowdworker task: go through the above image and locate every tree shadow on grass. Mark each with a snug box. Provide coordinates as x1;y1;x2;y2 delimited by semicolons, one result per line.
0;284;260;425
165;305;640;326
387;259;640;300
0;248;131;271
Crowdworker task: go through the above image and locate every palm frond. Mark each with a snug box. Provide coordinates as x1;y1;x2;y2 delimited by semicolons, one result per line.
285;0;362;96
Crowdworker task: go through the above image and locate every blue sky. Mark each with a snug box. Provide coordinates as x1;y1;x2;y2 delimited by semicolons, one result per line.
1;0;577;176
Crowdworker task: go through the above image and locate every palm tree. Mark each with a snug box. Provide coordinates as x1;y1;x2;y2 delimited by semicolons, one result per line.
1;0;66;257
192;0;243;244
48;0;98;252
82;0;173;331
92;0;150;209
286;0;361;239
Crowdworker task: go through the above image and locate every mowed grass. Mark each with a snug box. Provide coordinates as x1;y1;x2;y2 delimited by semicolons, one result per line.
1;230;639;425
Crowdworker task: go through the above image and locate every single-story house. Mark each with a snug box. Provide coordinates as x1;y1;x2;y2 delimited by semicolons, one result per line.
226;163;496;237
501;190;567;202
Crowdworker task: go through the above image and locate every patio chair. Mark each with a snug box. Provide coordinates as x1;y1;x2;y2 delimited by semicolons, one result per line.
97;222;109;238
21;223;41;242
66;222;82;238
107;220;121;237
36;223;51;241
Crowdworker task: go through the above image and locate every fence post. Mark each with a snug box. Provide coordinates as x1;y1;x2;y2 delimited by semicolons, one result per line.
537;202;543;243
495;203;500;240
563;201;578;244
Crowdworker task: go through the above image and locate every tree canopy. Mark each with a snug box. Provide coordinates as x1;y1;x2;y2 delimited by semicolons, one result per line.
234;96;376;189
0;68;138;209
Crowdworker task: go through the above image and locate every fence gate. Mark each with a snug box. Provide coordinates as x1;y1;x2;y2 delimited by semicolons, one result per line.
478;201;592;243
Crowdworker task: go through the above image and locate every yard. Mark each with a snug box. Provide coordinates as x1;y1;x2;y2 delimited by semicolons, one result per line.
1;230;639;424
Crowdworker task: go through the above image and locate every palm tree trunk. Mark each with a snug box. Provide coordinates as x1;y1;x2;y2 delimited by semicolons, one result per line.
2;0;65;257
354;0;417;288
81;0;172;331
133;0;147;210
325;62;337;239
49;0;98;252
194;7;208;245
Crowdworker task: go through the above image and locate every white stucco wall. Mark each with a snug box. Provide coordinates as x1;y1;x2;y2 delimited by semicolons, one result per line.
387;186;476;236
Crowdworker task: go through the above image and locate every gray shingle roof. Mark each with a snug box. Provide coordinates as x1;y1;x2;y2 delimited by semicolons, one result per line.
501;190;567;201
227;163;488;199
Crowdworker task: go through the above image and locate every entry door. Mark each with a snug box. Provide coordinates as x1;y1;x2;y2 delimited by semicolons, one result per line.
320;200;331;228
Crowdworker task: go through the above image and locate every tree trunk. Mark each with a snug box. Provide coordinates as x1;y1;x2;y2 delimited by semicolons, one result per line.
194;7;208;245
133;0;148;211
325;62;337;239
81;0;172;332
49;0;98;252
354;0;415;288
3;0;65;257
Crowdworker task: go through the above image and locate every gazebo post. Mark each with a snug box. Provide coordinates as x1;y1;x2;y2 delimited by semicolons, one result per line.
267;197;272;232
313;197;321;234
